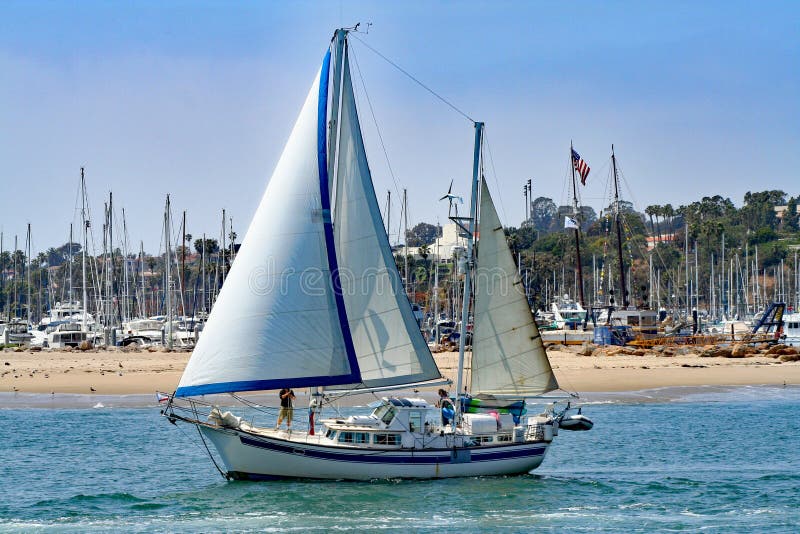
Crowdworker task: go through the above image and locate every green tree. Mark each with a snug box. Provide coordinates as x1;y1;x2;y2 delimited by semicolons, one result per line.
530;197;557;233
783;197;799;231
740;190;786;231
645;205;657;240
194;238;219;256
405;222;440;247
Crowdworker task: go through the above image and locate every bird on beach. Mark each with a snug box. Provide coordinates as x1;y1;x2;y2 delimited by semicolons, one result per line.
119;362;123;368
90;386;96;392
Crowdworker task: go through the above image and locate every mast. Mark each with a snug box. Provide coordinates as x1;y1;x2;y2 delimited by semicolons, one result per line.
455;121;483;412
570;142;585;308
229;217;235;262
721;233;726;316
122;208;130;322
13;235;17;319
711;253;715;319
685;223;689;319
140;240;146;318
69;224;74;305
403;188;409;298
165;195;173;349
610;145;628;308
108;191;115;327
201;233;207;314
26;224;31;325
648;253;653;309
181;210;186;317
692;240;700;310
80;168;89;329
434;224;440;347
220;209;226;285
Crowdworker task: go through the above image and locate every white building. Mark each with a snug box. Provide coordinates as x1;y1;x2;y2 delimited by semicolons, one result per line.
404;223;466;262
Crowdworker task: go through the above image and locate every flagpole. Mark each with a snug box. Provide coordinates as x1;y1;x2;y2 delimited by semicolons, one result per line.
570;141;586;309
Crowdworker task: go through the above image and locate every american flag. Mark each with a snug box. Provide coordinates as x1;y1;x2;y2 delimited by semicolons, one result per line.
572;148;590;185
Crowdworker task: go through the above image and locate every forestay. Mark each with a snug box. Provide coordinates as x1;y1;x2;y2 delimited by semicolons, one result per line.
471;178;559;396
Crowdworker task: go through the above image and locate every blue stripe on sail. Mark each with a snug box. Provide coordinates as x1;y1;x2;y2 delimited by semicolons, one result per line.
175;371;361;397
317;44;362;384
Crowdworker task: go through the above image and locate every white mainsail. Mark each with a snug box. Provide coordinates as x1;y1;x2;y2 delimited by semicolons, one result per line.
176;37;443;397
175;58;360;397
330;51;442;390
471;178;559;396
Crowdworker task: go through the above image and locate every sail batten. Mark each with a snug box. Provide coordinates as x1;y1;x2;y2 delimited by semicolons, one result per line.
471;179;559;397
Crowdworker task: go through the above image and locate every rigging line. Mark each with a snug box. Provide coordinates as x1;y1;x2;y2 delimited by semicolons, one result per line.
350;34;475;124
349;45;403;202
482;130;510;224
612;165;681;297
195;424;229;480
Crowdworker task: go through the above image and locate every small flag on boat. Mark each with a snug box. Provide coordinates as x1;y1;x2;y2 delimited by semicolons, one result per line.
156;392;170;403
564;216;579;230
572;148;590;185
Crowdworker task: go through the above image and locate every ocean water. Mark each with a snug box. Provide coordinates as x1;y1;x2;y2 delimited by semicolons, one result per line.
1;386;799;533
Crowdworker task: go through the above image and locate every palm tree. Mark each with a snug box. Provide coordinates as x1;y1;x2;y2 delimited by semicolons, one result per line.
645;205;657;243
662;204;675;241
418;245;431;289
654;205;663;244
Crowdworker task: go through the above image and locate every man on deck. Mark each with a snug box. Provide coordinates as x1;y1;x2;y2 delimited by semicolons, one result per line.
276;387;296;430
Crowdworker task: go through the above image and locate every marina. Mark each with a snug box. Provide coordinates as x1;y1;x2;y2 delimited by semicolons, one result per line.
1;1;798;531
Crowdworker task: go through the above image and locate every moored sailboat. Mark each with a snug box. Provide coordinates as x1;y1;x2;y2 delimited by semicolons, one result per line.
162;28;590;480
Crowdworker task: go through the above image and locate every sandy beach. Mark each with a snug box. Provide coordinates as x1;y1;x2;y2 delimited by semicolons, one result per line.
2;345;798;400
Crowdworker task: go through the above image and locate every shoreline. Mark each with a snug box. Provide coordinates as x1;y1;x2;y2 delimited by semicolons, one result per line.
2;383;798;410
1;347;798;407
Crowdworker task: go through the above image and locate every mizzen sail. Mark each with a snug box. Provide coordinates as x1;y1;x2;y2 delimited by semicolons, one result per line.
471;178;559;396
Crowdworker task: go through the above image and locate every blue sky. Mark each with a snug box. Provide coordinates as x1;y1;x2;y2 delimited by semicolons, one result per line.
1;1;798;254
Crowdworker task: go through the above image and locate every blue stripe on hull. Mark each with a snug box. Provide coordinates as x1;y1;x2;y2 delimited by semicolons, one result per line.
238;434;547;465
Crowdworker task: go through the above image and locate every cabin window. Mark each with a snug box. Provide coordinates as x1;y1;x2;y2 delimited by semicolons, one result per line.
372;404;397;425
374;434;401;445
496;434;512;442
628;316;640;326
325;429;336;440
338;432;369;444
474;436;493;444
408;411;422;432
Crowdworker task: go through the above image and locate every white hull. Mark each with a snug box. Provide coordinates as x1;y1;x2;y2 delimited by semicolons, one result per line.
201;425;550;480
541;329;594;345
783;313;800;347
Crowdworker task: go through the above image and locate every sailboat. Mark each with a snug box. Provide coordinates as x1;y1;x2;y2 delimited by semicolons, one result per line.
162;28;590;481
